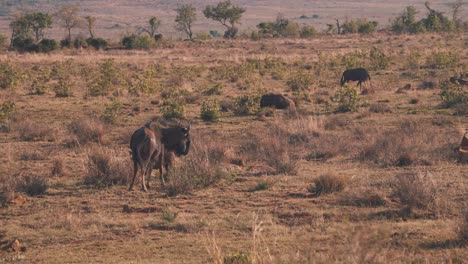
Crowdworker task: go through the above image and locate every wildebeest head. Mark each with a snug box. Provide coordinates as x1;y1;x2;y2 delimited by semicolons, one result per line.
161;125;191;156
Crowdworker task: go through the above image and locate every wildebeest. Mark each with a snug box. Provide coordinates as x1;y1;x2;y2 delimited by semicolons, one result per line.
340;68;371;90
129;118;191;191
449;75;467;86
260;93;295;109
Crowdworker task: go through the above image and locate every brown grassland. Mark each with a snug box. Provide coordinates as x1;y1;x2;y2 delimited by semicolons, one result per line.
0;32;467;263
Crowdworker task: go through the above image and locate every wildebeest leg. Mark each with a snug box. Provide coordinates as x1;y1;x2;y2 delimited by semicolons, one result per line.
159;150;166;186
141;162;148;192
129;159;138;191
145;161;153;189
357;80;362;91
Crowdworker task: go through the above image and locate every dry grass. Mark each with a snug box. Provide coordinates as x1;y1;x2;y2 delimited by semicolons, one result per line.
392;172;439;214
308;173;348;196
339;187;388;207
51;158;66;176
15;119;55;141
68;118;105;146
15;174;49;196
83;147;132;188
458;211;468;246
357;119;458;167
165;131;228;196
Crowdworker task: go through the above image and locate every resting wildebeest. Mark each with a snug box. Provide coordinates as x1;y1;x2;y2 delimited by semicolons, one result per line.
340;68;371;90
129;118;191;191
260;93;295;109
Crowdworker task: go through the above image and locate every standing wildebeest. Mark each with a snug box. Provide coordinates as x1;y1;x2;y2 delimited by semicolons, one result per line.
260;93;295;110
129;119;191;191
340;68;371;90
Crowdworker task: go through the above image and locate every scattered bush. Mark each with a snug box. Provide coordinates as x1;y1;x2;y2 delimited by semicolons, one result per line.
426;50;460;69
15;119;53;141
16;175;48;196
392;172;438;213
340;188;387;207
160;99;186;120
224;252;250;264
341;18;378;34
233;95;260;116
300;25;317;38
51;158;66;176
369;47;390;70
287;70;312;92
84;148;132;188
203;83;223;95
37;38;58;52
0;62;23;90
86;37;107;50
332;85;361;112
308;174;347;196
68;118;105;145
439;81;467;108
200;99;221;122
369;103;391;113
101;99;123;124
165;131;227;196
161;210;178;223
88;59;121;96
0;101;15;122
122;34;155;49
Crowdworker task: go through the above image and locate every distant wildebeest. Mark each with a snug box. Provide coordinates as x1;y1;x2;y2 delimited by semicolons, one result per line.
260;93;295;110
340;68;371;90
449;75;467;86
129;118;191;191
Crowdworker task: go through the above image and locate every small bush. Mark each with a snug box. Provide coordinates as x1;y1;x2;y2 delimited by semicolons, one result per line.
51;158;66;176
203;83;223;95
68;118;105;145
15;119;53;141
84;148;131;188
0;101;15;122
73;36;88;49
369;47;390;70
340;188;387;207
0;62;23;90
16;175;48;196
165;131;227;196
224;252;250;264
122;34;155;50
101;99;123;124
287;70;312;92
308;174;347;196
233;95;260;116
200;99;221;122
369;103;391;113
300;26;316;38
332;85;361;113
439;81;467;108
160;99;186;120
37;38;58;53
161;210;178;223
458;211;468;245
393;172;438;213
426;50;460;69
86;38;108;50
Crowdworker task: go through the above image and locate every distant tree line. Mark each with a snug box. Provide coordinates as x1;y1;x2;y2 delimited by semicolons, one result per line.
0;0;465;53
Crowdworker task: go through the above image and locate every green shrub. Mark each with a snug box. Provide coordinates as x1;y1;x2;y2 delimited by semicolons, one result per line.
160;99;186;119
127;70;157;96
203;83;223;95
161;210;178;223
86;37;108;50
342;18;378;34
122;34;155;49
342;51;367;69
300;25;317;38
0;62;23;90
426;50;460;69
369;47;390;70
287;70;312;92
11;35;35;52
200;99;221;122
16;175;48;196
332;85;361;112
406;50;424;69
73;36;88;49
233;95;260;115
439;81;467;108
101;99;124;124
88;59;121;96
0;101;15;122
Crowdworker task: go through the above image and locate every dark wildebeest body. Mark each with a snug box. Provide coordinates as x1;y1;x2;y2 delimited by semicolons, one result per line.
129;120;191;191
340;68;371;90
260;93;295;109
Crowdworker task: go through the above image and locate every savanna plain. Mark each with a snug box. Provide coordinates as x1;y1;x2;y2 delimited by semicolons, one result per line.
0;32;467;263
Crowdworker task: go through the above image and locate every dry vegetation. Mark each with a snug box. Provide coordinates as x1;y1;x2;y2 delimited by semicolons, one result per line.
0;31;467;263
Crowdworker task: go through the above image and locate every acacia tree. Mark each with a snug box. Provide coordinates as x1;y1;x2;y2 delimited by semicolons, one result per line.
139;16;160;38
56;5;83;40
10;12;52;42
84;15;96;38
175;4;197;40
203;0;245;39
